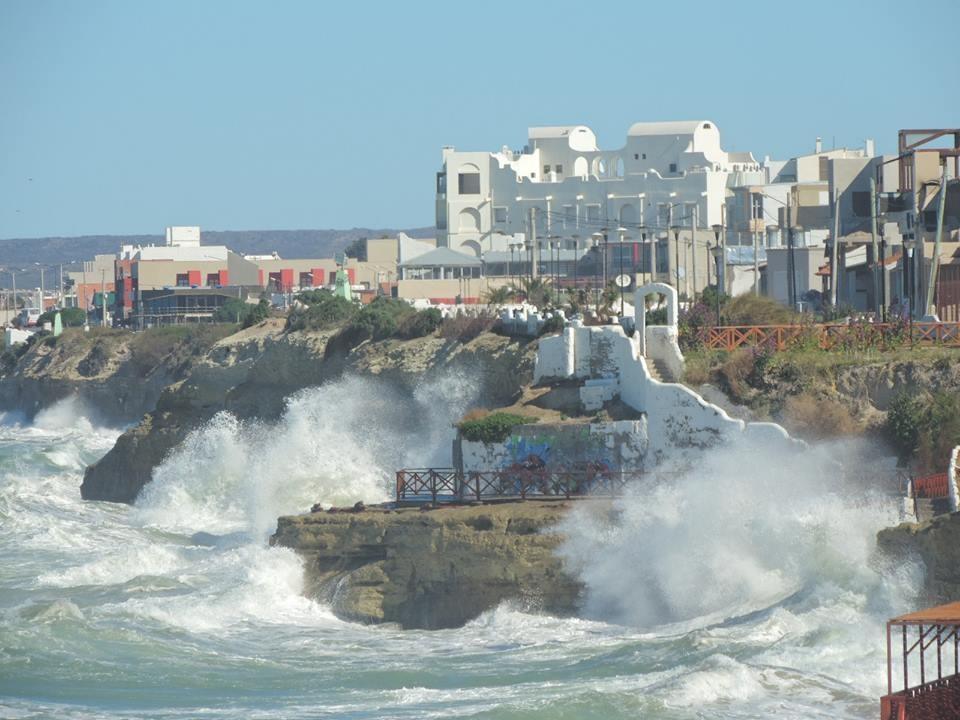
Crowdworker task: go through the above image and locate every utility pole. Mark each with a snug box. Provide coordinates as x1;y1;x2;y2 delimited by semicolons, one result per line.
691;205;698;299
787;195;795;308
925;163;948;317
39;267;45;311
830;188;840;307
753;230;759;296
869;177;881;317
529;207;538;280
100;269;107;327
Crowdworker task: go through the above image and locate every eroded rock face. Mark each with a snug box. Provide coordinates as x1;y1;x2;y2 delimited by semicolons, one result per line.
271;500;585;629
877;512;960;601
81;322;536;504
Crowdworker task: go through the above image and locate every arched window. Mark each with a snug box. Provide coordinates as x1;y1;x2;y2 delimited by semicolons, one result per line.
457;163;481;195
574;156;588;178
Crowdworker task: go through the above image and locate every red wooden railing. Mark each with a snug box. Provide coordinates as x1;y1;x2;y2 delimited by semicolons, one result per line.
912;473;951;499
699;322;960;352
881;676;960;719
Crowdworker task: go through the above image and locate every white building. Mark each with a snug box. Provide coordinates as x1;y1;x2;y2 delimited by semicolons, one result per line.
436;121;762;297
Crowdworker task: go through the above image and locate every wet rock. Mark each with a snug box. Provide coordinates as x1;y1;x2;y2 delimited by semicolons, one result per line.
272;499;587;629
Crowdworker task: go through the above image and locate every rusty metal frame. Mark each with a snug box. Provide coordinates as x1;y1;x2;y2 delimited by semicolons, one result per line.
898;128;960;193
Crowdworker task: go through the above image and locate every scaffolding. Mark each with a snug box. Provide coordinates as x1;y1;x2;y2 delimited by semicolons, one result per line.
882;602;960;719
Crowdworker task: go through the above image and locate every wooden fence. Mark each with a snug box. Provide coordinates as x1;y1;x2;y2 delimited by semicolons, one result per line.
698;322;960;352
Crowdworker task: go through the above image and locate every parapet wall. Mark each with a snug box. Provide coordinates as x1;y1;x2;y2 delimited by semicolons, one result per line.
533;323;797;469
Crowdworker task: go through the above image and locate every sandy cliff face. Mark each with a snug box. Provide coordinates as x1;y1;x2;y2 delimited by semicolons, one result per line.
81;321;536;503
271;500;585;629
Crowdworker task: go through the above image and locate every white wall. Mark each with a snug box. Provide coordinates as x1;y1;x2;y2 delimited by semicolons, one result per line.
439;121;756;252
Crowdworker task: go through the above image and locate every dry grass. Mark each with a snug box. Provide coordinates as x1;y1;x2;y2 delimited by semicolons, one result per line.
718;349;755;402
782;393;860;440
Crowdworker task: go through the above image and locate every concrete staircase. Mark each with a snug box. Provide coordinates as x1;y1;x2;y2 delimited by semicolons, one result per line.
647;359;674;383
914;497;952;523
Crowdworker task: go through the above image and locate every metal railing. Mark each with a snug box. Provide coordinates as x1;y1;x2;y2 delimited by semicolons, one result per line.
699;322;960;352
395;467;643;503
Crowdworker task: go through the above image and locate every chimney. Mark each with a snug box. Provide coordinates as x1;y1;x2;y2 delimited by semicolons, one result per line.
815;137;823;154
865;138;875;157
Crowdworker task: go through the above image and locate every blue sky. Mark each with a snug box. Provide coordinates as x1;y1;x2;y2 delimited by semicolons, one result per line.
1;0;957;239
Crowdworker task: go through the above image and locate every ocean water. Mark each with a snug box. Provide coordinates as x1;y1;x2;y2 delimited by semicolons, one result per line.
0;382;921;719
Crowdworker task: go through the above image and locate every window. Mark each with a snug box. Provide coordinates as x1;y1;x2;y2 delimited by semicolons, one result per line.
458;172;480;194
176;273;189;287
436;172;446;194
586;204;601;223
494;206;508;223
642;153;646;160
563;205;575;229
634;153;639;160
669;163;677;173
852;191;871;218
751;193;763;220
554;164;563;174
544;165;551;176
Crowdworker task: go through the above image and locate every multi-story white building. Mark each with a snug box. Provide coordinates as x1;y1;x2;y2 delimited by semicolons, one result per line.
436;121;762;296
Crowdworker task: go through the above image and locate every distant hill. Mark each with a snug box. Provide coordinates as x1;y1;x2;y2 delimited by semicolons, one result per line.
0;227;435;290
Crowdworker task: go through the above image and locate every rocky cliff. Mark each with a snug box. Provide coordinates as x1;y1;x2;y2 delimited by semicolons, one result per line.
271;500;585;629
81;320;536;503
877;512;960;601
0;325;234;425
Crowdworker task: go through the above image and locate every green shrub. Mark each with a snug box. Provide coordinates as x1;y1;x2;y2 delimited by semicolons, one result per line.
213;297;269;328
37;307;87;328
397;308;443;339
326;297;415;353
722;295;797;325
286;293;358;332
458;411;536;443
885;391;960;471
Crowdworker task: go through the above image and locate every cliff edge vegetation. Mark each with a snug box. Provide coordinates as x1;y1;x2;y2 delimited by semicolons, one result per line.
0;324;236;424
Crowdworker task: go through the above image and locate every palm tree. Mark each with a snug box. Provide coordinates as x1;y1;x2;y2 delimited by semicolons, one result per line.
483;284;517;306
515;277;553;308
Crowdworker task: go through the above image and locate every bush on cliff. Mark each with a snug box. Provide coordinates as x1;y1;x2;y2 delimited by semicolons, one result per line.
286;292;358;332
885;391;960;472
438;314;498;342
214;298;269;328
458;410;535;443
37;307;87;328
396;307;443;339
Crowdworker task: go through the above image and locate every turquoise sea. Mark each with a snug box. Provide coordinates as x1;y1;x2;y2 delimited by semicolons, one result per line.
0;382;919;719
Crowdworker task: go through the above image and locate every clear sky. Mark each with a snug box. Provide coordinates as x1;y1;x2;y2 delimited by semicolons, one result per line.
1;0;957;240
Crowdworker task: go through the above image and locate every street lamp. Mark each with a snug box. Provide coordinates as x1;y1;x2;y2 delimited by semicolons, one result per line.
711;223;723;294
616;227;627;317
710;243;724;325
638;224;648;283
591;232;603;316
903;236;918;338
790;224;803;310
670;224;681;294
